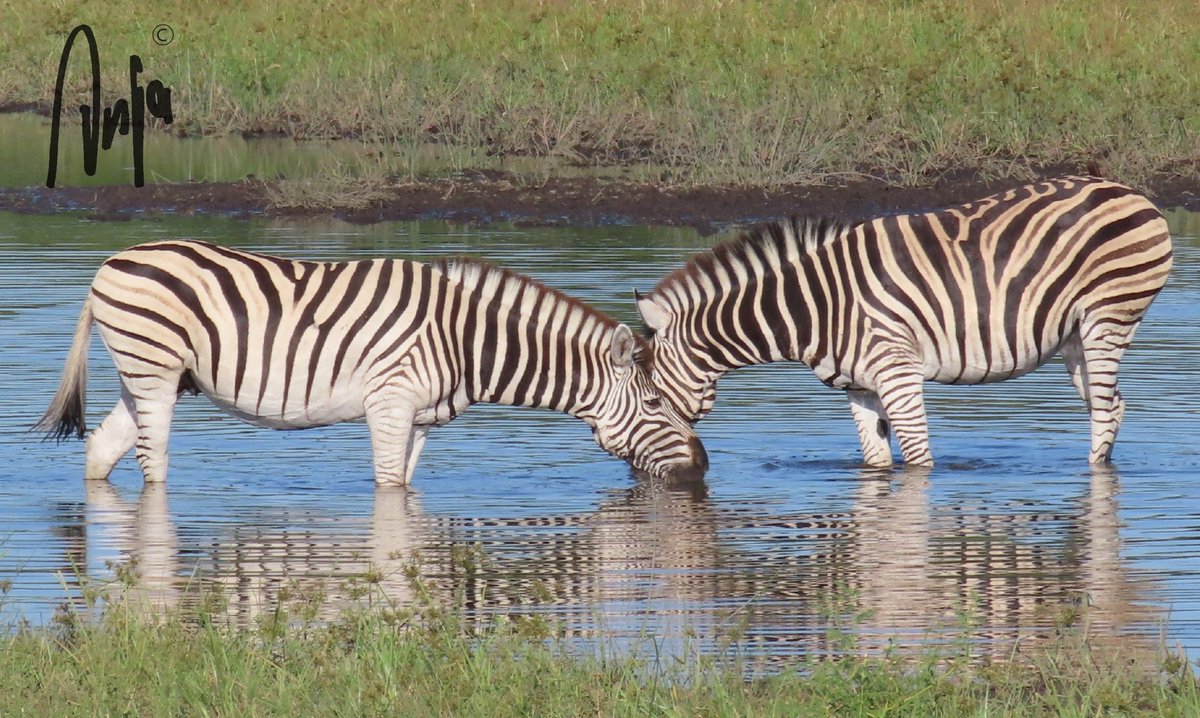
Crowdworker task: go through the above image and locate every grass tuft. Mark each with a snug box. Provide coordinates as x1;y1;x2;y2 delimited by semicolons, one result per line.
2;557;1198;717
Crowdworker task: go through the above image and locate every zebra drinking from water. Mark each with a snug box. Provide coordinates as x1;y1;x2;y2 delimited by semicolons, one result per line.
37;240;708;484
635;176;1172;466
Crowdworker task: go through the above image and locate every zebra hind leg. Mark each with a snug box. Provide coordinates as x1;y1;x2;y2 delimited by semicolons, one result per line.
871;361;934;467
1064;319;1138;464
127;374;183;483
847;389;894;468
365;386;419;486
85;385;138;480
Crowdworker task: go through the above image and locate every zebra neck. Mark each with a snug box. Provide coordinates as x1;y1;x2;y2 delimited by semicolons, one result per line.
465;308;598;417
685;269;811;372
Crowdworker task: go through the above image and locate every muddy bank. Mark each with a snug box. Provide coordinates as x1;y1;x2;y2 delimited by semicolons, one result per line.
3;167;1199;233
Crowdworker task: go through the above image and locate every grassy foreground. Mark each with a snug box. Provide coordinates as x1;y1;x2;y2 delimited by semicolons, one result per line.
3;0;1200;192
2;571;1198;718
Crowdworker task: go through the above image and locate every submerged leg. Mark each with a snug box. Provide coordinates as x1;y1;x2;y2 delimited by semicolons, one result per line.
127;374;182;483
365;385;418;486
1069;318;1138;464
403;426;430;485
871;360;933;467
847;389;893;468
85;386;138;480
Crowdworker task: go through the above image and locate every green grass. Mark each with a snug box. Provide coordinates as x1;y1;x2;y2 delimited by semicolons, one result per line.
3;1;1200;190
2;561;1198;717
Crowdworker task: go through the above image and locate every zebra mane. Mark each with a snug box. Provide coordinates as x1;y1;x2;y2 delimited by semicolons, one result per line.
431;256;634;338
651;215;848;295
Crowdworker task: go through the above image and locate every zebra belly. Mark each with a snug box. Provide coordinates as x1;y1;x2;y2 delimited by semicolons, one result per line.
198;381;367;430
930;361;1044;385
925;337;1064;385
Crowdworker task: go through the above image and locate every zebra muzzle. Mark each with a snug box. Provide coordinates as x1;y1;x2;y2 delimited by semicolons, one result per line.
650;436;708;482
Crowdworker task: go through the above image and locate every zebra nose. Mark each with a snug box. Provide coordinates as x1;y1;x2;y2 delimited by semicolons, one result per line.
668;436;708;482
690;435;708;472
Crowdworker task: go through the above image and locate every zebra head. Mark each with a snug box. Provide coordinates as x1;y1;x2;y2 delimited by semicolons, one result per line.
588;324;708;482
635;290;719;423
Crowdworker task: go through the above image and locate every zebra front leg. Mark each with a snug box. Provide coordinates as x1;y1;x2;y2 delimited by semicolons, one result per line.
847;389;893;468
403;426;430;485
364;387;419;486
871;364;933;467
85;386;138;480
1066;320;1137;464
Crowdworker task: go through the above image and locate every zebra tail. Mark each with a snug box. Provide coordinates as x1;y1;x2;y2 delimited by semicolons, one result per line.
35;296;93;441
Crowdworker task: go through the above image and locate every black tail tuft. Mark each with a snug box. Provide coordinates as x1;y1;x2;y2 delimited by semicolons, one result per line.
34;386;86;442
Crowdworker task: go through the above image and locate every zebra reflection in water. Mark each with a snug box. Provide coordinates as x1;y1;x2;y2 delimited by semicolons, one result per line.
58;468;1147;659
845;467;1134;654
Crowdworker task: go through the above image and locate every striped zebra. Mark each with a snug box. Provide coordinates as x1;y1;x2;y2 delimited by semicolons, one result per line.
635;176;1173;466
36;240;708;484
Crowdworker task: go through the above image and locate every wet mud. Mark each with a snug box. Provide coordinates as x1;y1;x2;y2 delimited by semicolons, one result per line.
3;165;1199;234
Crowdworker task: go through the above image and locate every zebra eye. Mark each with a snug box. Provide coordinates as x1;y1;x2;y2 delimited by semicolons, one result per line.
644;396;662;410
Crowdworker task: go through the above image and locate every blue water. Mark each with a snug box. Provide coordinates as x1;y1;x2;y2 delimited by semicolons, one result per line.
2;210;1198;667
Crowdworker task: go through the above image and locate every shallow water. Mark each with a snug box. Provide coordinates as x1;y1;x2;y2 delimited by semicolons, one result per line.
2;210;1199;667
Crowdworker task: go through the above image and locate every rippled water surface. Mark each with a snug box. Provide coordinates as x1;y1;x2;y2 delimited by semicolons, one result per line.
2;210;1199;666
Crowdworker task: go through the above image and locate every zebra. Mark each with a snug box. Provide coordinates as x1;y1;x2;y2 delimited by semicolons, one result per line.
635;176;1173;466
36;240;708;485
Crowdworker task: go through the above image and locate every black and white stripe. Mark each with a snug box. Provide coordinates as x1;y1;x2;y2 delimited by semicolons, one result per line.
637;176;1173;466
37;241;707;484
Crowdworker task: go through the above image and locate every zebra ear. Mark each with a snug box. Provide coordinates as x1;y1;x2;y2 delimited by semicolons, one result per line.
611;324;636;368
635;290;670;332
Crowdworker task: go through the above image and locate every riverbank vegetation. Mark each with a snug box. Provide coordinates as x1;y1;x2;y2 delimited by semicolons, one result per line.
1;561;1197;717
3;0;1199;200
